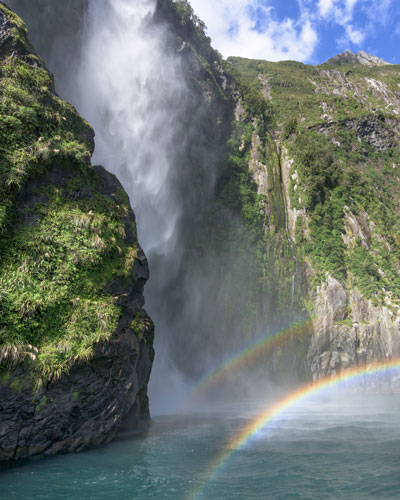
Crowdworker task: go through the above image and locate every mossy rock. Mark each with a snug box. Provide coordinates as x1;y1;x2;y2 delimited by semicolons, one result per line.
228;54;400;307
0;3;149;382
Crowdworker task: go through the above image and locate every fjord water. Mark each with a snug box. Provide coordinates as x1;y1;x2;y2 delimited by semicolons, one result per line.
2;394;400;500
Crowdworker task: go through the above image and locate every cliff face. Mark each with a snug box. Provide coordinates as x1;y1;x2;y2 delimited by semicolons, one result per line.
309;276;400;386
229;54;400;383
154;1;308;381
137;1;400;384
0;3;154;461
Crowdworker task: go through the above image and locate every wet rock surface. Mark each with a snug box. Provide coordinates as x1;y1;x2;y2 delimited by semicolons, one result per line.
308;275;400;389
0;5;154;463
0;164;154;463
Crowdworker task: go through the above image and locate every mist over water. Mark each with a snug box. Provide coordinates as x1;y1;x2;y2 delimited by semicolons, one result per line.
2;394;400;499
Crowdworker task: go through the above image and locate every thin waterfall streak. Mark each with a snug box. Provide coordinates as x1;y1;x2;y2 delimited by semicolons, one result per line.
280;148;297;316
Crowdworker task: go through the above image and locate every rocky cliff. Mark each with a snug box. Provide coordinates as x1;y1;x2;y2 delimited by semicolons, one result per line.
129;1;400;384
0;3;154;462
152;1;309;382
229;53;400;383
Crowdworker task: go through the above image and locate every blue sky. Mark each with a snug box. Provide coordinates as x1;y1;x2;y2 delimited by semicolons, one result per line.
189;0;400;64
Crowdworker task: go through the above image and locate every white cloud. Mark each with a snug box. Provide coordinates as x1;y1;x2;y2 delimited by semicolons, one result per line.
189;0;319;62
344;24;365;44
188;0;393;62
313;0;365;46
318;0;335;17
344;0;359;16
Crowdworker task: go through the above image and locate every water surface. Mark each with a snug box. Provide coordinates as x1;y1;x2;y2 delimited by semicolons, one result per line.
1;395;400;500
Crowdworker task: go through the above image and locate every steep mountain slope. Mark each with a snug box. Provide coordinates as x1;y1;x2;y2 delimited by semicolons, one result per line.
0;3;154;461
148;2;400;385
228;53;400;382
154;1;400;384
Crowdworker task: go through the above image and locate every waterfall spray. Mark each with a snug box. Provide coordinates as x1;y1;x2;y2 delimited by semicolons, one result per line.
7;0;285;413
74;0;196;411
78;0;184;255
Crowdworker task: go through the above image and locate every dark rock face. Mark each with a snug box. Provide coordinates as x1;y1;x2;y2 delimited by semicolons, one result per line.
0;332;153;461
0;164;154;463
346;116;394;152
316;116;395;152
0;4;154;463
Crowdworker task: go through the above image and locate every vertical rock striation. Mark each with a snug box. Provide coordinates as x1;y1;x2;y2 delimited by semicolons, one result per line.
229;53;400;384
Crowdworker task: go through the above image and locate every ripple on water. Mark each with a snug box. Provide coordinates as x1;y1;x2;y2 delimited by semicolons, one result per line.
1;395;400;500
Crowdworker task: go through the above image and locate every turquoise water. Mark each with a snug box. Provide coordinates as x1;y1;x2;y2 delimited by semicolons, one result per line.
1;395;400;500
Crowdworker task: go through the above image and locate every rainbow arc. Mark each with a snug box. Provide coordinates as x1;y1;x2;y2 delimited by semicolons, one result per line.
190;357;400;500
181;319;312;407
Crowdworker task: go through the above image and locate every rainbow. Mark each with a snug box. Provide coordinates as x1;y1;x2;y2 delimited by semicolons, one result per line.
182;319;312;405
190;357;400;500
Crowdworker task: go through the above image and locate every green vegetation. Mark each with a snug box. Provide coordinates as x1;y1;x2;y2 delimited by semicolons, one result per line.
0;6;143;381
198;58;306;381
170;0;228;103
171;0;210;43
0;47;92;232
228;56;400;307
335;319;353;327
0;3;31;50
130;312;154;344
36;395;48;410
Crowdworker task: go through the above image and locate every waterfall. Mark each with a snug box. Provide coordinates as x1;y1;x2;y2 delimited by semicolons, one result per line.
77;0;183;255
7;0;276;412
8;0;200;411
76;0;199;411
